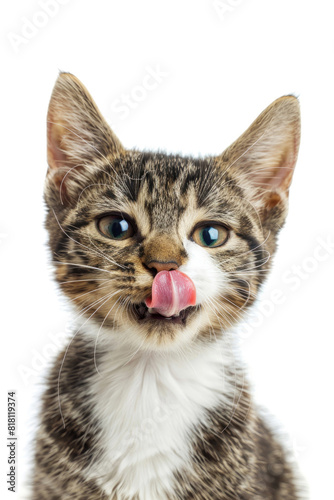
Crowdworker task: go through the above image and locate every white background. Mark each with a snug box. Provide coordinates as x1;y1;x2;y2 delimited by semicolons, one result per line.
1;1;334;499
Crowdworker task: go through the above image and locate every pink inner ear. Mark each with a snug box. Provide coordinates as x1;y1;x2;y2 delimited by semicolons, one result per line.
46;120;71;203
273;165;294;191
47;121;68;171
259;165;292;190
256;143;296;192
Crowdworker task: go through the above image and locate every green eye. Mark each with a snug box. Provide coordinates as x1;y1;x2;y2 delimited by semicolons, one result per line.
192;224;229;248
97;215;134;240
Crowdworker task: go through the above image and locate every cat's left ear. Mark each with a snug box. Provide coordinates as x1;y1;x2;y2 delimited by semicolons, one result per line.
217;96;301;218
46;72;123;204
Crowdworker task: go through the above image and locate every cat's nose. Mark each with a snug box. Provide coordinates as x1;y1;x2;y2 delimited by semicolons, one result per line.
146;260;179;274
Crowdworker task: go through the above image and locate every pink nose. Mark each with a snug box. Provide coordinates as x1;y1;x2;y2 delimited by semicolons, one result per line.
146;260;179;274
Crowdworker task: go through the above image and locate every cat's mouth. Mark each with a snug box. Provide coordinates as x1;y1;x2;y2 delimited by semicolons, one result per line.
132;270;197;326
133;303;197;325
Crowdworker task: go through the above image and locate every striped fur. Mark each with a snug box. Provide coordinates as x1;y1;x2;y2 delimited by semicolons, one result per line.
31;73;303;499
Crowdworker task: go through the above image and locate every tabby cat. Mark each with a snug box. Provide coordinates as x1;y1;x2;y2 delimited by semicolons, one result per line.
32;72;303;499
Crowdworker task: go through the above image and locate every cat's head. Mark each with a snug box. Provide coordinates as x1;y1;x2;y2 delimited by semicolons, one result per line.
45;73;300;350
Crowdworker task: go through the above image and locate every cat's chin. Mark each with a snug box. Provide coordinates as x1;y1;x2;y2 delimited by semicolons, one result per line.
133;303;198;326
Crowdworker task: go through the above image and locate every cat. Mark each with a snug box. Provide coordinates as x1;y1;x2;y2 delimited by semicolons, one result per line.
31;72;304;499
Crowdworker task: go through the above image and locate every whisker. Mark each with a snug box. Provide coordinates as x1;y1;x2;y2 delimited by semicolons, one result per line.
93;293;125;374
52;260;114;275
73;281;114;300
222;232;271;266
59;278;110;284
57;290;117;428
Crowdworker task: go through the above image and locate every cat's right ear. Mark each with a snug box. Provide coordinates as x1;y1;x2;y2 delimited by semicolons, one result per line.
46;72;123;205
216;96;300;225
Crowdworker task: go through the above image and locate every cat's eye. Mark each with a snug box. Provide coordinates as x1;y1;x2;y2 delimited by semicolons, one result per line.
97;214;134;240
192;224;229;248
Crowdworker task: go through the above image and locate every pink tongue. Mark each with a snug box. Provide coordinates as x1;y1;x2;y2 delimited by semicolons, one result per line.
145;270;196;318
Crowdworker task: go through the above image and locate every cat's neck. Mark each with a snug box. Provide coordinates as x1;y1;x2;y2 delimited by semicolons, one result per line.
84;319;238;385
83;321;240;500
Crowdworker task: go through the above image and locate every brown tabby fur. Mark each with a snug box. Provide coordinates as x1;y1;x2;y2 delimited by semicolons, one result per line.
31;73;304;499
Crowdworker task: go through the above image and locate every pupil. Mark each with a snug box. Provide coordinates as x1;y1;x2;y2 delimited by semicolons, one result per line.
202;227;218;246
111;219;128;238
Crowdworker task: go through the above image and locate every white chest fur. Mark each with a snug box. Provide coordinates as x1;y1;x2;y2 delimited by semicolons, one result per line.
86;334;234;500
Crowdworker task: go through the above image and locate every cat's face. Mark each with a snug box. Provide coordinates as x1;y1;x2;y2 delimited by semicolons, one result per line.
45;73;300;350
